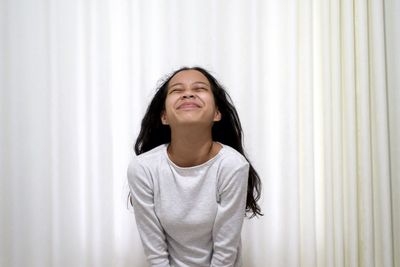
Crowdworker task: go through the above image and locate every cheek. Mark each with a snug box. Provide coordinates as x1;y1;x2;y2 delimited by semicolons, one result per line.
164;97;177;115
165;96;173;106
204;95;217;108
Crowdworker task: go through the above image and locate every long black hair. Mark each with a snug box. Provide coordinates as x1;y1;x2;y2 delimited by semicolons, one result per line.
132;66;262;218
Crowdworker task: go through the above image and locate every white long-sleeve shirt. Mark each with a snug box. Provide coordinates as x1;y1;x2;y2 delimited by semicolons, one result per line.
127;143;249;267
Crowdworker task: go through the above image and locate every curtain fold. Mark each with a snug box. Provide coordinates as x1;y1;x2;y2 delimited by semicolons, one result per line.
0;0;398;266
385;1;400;266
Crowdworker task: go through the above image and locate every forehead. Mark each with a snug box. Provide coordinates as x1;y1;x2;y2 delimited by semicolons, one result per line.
168;70;210;87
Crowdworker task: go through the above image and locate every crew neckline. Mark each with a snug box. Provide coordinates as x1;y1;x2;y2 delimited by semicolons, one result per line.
164;142;224;170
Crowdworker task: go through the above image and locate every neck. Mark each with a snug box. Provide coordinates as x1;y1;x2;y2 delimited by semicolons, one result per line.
167;126;220;167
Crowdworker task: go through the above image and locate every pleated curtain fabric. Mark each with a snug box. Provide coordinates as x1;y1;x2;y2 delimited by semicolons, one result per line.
0;1;399;267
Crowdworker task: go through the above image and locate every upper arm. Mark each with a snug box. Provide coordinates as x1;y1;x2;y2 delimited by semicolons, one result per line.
127;159;171;267
211;162;249;266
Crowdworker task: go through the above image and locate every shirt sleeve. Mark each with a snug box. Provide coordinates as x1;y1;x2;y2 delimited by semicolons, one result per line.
211;162;249;267
127;159;171;267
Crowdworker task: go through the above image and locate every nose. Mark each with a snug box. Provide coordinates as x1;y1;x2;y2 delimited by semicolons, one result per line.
182;94;195;99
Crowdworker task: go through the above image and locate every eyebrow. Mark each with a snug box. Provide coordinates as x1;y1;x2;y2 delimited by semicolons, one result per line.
169;81;210;88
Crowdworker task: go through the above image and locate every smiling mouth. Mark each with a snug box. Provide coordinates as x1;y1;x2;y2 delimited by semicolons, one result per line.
177;102;201;109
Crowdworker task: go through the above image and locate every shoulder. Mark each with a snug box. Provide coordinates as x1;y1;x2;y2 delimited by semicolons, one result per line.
216;144;250;184
215;143;250;191
129;144;167;167
218;143;249;170
127;144;167;182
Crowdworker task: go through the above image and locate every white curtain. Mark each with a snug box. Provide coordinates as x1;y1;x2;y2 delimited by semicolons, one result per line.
1;0;399;266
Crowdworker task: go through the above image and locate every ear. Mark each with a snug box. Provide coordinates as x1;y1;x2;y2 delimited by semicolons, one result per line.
161;111;169;125
213;109;221;122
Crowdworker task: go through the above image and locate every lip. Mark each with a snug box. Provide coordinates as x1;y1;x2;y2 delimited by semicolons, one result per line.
177;101;201;109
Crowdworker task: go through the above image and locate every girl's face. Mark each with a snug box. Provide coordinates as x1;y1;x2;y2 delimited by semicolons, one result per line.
161;70;221;128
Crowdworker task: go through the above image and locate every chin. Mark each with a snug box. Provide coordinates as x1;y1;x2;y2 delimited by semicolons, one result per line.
177;120;213;128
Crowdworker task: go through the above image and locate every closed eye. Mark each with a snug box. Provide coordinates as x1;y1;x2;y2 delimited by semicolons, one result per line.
193;87;208;91
169;88;184;94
